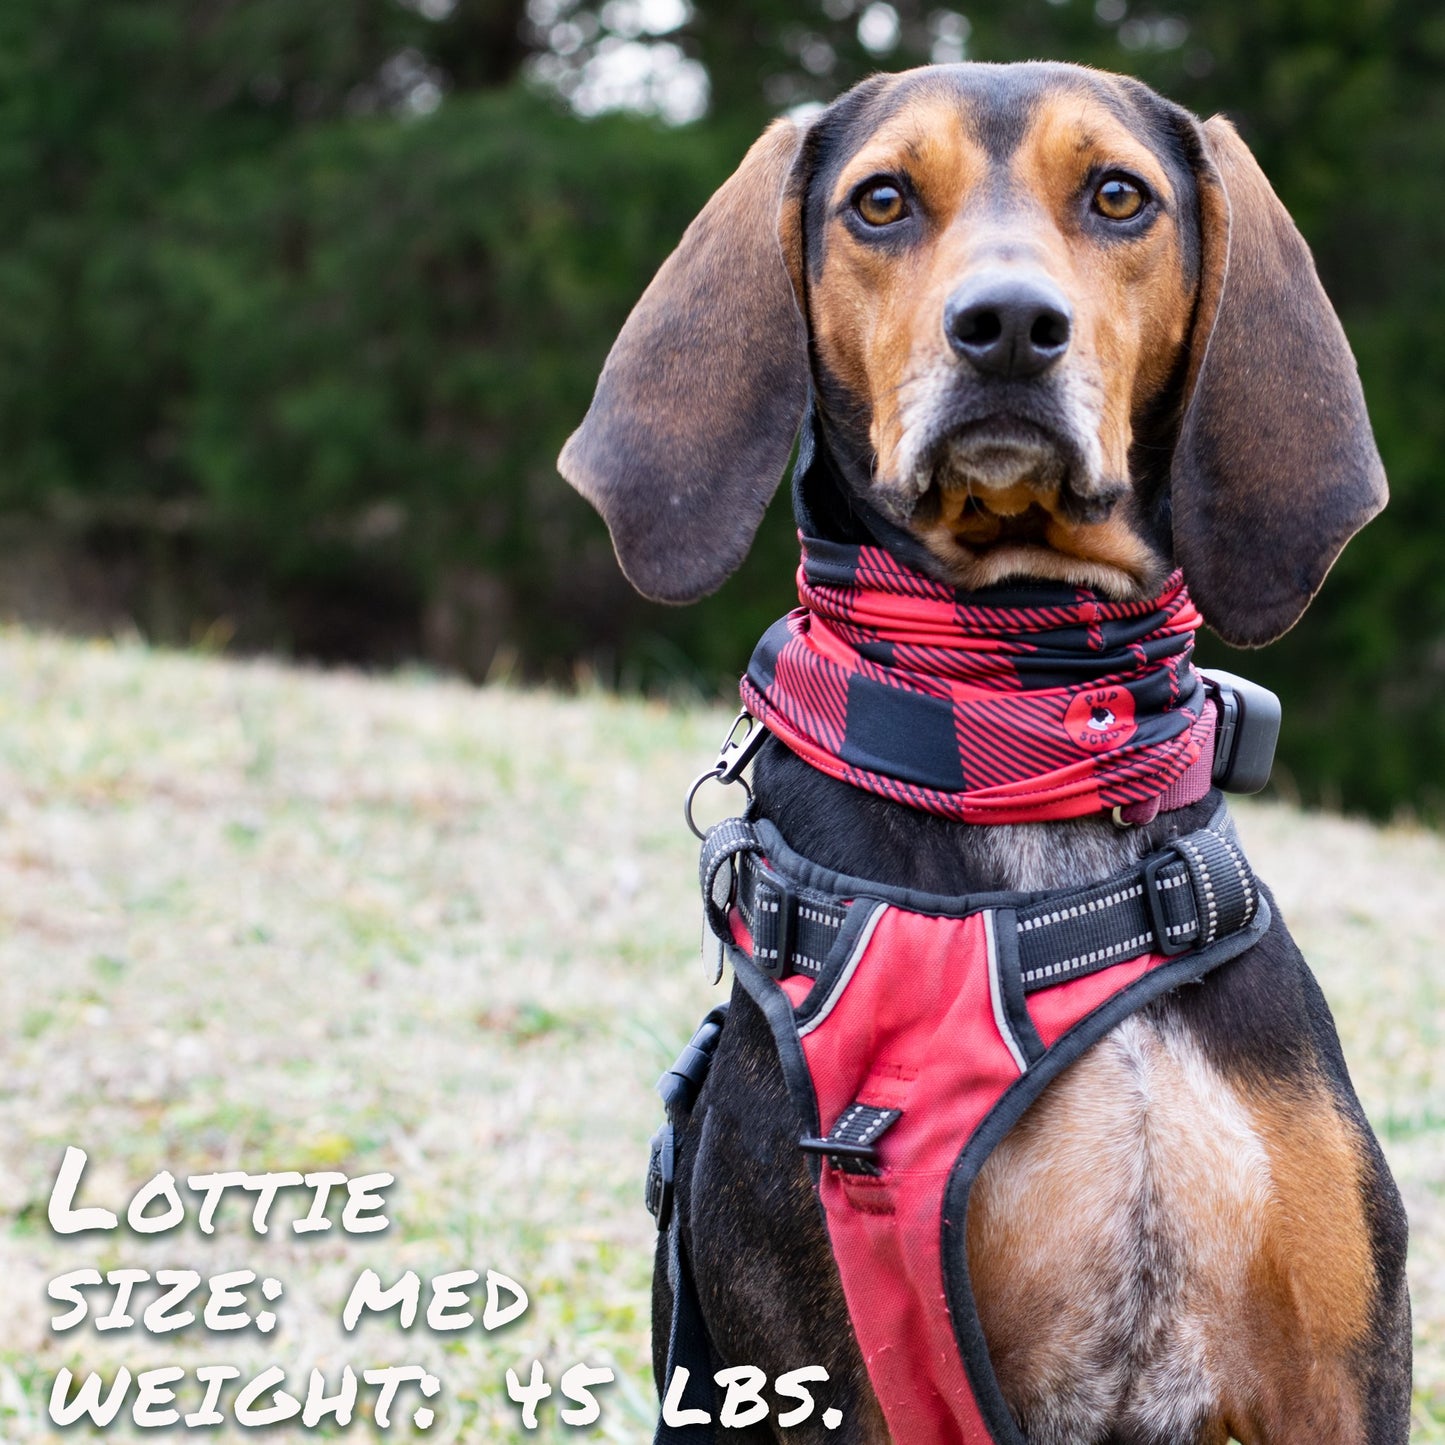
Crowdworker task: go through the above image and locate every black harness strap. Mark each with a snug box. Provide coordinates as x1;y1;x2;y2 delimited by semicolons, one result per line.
701;815;854;982
704;812;1256;988
1014;821;1254;986
738;861;851;980
654;1223;717;1445
648;1008;730;1445
659;811;1264;1445
698;818;762;945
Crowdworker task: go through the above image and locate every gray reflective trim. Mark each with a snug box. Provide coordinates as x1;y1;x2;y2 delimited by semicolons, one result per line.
985;909;1028;1075
797;903;887;1039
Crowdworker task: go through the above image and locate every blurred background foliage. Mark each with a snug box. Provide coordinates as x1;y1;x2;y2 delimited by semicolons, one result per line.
1;0;1442;817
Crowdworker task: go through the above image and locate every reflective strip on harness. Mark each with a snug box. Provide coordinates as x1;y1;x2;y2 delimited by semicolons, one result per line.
708;808;1268;1445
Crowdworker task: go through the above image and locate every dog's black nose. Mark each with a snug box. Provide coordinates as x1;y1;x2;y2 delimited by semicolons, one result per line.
944;277;1073;379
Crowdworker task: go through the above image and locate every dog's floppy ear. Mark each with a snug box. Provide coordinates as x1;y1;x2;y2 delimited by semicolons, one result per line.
1171;116;1386;646
559;119;809;604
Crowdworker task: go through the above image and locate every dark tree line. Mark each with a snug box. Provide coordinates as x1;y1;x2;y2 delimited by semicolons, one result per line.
3;0;1443;816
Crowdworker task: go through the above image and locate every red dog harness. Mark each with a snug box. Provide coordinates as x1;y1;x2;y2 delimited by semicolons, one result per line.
652;532;1271;1445
685;812;1266;1444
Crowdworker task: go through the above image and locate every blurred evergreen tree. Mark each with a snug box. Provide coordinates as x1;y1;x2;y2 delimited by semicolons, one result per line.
0;0;1440;815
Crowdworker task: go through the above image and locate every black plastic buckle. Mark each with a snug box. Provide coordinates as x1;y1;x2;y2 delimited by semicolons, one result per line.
797;1137;880;1162
753;873;796;980
799;1103;902;1176
645;1121;675;1231
656;1006;729;1112
1142;850;1193;956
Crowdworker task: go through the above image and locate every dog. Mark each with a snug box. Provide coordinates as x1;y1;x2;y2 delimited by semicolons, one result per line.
559;62;1411;1445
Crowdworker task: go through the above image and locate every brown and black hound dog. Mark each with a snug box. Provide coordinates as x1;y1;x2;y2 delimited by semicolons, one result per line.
560;63;1410;1445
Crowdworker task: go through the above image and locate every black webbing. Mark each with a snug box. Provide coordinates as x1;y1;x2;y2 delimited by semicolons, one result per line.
653;1221;717;1445
698;817;760;945
698;818;851;977
1015;820;1255;989
800;1101;901;1176
699;815;1258;993
1015;861;1192;987
738;856;850;978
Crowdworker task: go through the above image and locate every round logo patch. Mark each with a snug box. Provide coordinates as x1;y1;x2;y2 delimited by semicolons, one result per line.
1064;686;1137;751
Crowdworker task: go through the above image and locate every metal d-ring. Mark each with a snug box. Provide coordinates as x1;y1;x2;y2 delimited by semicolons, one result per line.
683;710;768;840
684;765;753;841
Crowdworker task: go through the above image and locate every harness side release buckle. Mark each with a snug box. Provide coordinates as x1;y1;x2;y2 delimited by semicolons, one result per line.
657;1006;729;1112
645;1122;675;1231
647;1005;729;1232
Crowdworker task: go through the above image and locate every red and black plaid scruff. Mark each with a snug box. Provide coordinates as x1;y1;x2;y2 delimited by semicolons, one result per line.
740;536;1209;825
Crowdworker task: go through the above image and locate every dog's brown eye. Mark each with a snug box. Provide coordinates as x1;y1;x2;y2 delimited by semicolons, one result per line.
1093;176;1146;221
855;183;907;227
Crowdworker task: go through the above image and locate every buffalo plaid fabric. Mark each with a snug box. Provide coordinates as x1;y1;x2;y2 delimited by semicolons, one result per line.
740;536;1209;824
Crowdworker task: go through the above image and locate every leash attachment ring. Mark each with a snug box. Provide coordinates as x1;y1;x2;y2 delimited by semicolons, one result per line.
683;710;768;840
684;769;748;842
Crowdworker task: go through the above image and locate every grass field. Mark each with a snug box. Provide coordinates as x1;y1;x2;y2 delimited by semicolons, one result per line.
0;626;1441;1442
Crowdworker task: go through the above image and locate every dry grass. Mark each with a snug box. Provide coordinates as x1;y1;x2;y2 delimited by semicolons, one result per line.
0;625;1439;1442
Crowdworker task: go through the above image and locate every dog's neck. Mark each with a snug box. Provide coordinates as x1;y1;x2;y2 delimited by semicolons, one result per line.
792;403;940;573
747;406;1221;893
751;736;1219;894
752;408;1212;812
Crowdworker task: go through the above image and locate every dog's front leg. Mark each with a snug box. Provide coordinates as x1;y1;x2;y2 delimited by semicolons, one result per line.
664;983;891;1444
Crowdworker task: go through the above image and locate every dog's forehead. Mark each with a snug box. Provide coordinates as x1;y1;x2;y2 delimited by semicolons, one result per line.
806;63;1190;214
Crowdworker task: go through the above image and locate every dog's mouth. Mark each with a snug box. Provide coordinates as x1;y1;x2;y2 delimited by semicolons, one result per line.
940;492;1055;548
909;416;1116;533
901;417;1157;598
929;416;1077;498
